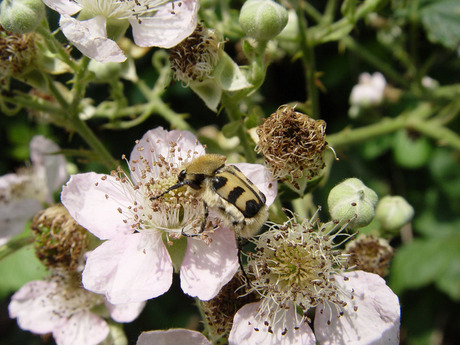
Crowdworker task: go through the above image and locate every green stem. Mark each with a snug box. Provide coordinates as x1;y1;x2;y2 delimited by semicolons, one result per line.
221;93;256;163
296;1;320;117
0;236;34;261
70;116;118;169
341;36;409;87
411;120;460;151
327;103;432;148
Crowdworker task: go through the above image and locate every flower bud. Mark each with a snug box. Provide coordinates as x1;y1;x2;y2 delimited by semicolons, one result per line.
0;0;45;34
375;195;414;232
328;178;378;228
239;0;288;41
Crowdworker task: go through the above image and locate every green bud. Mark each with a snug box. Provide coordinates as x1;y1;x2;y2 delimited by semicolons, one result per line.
328;178;378;229
88;59;123;82
239;0;288;41
0;0;45;34
375;196;414;233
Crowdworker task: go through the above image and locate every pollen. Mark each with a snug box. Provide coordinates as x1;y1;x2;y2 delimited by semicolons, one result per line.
256;105;327;183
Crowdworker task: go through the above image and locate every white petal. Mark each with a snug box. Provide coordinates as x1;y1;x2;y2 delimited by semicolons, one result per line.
61;172;134;240
137;329;211;345
42;0;81;15
180;227;239;300
129;128;205;183
314;271;400;345
229;301;316;345
129;0;199;48
8;280;66;334
0;198;42;245
30;135;68;201
105;300;146;323
53;310;109;345
233;163;277;206
82;232;173;304
60;15;127;63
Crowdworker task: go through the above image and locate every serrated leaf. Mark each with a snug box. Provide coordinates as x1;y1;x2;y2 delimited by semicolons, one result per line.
421;0;460;49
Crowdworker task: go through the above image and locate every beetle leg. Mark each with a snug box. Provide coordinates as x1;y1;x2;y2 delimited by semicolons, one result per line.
199;201;209;233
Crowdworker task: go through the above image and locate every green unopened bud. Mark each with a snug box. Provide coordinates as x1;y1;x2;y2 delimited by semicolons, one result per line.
0;0;45;34
328;178;378;229
239;0;288;41
375;195;414;232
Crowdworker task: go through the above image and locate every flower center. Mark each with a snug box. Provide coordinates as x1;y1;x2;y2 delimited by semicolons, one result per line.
74;0;174;20
248;214;352;330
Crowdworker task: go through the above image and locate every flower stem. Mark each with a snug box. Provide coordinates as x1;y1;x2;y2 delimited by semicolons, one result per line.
0;236;34;261
221;92;256;162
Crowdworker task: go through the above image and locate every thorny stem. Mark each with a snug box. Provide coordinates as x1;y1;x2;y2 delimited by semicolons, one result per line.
327;102;460;151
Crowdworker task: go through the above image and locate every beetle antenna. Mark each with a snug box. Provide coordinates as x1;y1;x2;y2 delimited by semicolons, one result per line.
150;182;186;201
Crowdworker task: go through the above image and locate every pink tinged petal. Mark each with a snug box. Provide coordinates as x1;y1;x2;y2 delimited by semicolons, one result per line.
180;227;239;300
314;271;400;345
105;300;146;323
233;163;278;206
137;329;211;345
229;301;316;345
59;15;127;63
53;310;109;345
0;198;42;245
61;172;134;240
129;128;205;183
8;280;66;334
129;0;199;48
82;232;173;304
30;135;68;200
42;0;81;15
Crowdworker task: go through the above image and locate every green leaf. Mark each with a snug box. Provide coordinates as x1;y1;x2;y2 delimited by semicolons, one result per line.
390;235;460;300
222;120;241;138
0;245;47;298
421;0;460;49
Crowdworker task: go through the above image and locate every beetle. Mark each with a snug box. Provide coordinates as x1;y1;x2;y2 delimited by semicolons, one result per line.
150;154;268;238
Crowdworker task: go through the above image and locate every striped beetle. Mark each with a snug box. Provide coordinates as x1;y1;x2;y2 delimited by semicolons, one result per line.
151;154;268;238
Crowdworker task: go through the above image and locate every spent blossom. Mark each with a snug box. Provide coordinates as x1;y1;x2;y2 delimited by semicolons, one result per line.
9;273;145;345
61;127;276;304
228;212;400;345
42;0;200;63
0;135;67;246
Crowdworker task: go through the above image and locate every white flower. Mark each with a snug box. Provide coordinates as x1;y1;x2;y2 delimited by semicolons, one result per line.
9;274;145;345
350;72;386;107
0;135;67;246
61;127;276;304
43;0;200;63
228;213;400;344
137;329;211;345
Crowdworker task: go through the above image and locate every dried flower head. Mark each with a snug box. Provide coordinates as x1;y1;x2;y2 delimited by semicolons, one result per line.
169;23;222;86
256;105;327;182
202;272;259;341
345;234;394;277
245;210;353;332
0;26;37;77
32;204;89;272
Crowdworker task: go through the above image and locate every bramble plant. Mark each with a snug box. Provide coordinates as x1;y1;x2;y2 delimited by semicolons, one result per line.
1;0;460;344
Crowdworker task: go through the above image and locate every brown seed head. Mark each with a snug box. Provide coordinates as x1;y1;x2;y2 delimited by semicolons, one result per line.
255;105;327;182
